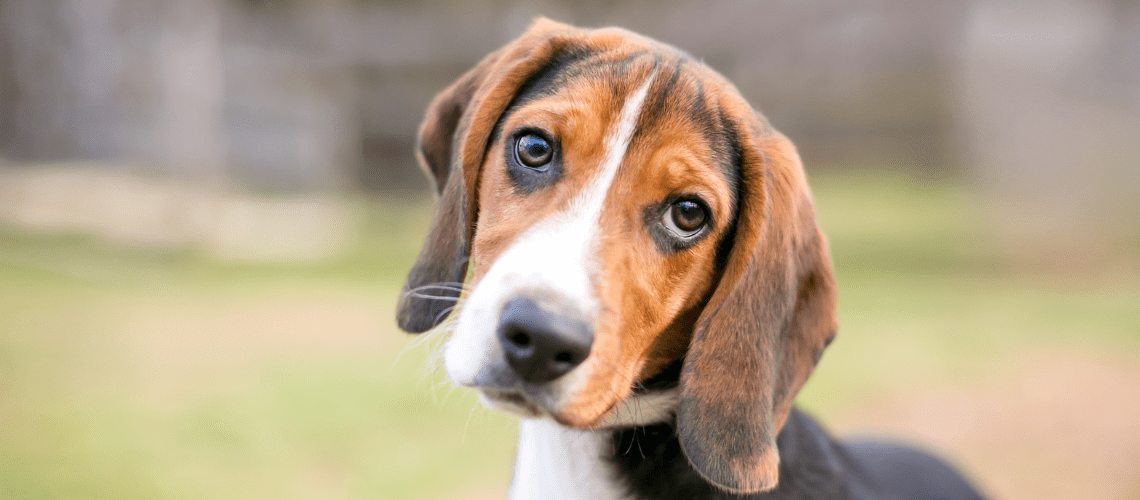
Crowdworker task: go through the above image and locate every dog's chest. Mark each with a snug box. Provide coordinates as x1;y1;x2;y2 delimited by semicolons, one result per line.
508;419;632;500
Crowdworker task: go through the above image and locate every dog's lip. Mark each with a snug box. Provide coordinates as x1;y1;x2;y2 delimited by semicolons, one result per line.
483;388;544;417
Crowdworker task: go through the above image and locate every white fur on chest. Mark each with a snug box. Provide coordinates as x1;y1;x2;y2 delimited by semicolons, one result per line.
508;419;631;500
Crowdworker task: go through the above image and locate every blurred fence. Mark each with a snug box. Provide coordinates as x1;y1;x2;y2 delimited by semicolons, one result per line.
0;0;1137;259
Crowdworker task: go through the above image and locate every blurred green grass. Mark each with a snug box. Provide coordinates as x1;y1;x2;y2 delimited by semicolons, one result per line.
1;174;1137;499
803;174;1139;414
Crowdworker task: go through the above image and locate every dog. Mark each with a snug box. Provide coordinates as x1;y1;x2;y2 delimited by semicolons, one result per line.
396;18;986;500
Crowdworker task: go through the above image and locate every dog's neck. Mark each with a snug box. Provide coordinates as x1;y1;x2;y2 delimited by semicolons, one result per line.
508;405;866;500
509;418;630;500
505;362;859;499
506;362;698;499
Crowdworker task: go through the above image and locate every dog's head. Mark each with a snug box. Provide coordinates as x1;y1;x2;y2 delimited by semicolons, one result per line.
397;18;837;494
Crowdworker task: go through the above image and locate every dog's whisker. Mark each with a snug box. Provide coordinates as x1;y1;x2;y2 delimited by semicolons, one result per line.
395;293;466;374
410;280;469;288
622;426;639;456
391;323;448;369
462;403;479;444
433;305;457;325
419;338;450;382
404;285;467;295
400;291;462;301
405;282;469;293
635;427;646;459
399;283;471;307
390;330;437;369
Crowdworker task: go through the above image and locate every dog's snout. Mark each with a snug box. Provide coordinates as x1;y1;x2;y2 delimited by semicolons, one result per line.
497;297;593;383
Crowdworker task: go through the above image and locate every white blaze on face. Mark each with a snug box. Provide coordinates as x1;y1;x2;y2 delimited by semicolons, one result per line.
445;71;658;390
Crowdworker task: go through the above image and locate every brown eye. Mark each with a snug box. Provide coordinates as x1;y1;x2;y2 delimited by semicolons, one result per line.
663;199;707;237
516;134;553;168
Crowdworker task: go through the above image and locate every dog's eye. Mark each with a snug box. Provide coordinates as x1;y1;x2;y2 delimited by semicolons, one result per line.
504;130;561;193
516;134;553;168
663;199;707;237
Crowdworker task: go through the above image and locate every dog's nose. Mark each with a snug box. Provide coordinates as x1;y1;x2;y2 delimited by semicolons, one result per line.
497;297;593;383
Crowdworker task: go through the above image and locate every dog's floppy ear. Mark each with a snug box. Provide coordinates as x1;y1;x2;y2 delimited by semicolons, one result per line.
397;18;579;333
676;119;838;493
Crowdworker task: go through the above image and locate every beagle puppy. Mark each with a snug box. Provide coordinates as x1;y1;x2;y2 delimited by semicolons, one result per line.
397;18;985;500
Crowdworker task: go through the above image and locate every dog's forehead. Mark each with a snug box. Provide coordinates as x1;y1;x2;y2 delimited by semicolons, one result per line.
497;44;739;193
491;47;657;142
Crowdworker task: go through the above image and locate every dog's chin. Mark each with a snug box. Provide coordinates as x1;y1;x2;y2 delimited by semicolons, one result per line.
478;389;545;418
477;388;616;428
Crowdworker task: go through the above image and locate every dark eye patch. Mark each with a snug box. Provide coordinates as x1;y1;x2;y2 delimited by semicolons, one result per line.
644;196;714;254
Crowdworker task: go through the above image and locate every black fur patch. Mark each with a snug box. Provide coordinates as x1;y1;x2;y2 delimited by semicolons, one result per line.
607;407;987;499
397;177;470;333
611;421;729;499
714;111;743;270
635;359;683;392
609;409;858;500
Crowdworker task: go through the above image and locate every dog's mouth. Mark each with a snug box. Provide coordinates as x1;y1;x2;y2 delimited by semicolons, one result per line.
481;388;544;418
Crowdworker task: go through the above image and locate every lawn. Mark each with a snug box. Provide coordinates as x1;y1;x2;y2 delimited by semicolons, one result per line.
1;174;1137;499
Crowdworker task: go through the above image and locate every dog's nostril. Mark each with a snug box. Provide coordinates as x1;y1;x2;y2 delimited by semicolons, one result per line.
553;351;573;364
508;330;532;347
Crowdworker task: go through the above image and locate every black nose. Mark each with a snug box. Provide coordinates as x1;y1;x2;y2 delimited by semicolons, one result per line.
497;297;593;383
